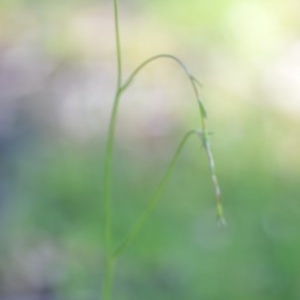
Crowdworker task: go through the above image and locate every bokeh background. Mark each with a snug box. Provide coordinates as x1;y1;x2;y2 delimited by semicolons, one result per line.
1;0;300;299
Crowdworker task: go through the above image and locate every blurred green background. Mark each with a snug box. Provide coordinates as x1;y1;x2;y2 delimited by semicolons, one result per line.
1;0;300;299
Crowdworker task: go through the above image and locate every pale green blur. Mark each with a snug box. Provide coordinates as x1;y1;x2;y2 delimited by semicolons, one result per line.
0;0;299;299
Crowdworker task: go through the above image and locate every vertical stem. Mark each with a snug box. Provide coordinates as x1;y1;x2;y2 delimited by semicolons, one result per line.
102;258;116;300
113;0;122;88
102;0;122;299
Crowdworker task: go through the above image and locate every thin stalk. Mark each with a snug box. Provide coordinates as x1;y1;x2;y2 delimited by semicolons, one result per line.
119;54;224;222
102;258;116;300
120;54;207;118
202;133;225;225
102;0;123;299
121;54;191;92
103;2;224;299
113;0;122;87
113;130;202;257
103;90;121;257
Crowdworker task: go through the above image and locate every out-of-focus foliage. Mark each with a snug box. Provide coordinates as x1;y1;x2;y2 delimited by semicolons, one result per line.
0;0;300;299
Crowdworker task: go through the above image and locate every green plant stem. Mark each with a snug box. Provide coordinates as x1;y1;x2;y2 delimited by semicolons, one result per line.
103;2;224;299
103;90;121;256
102;258;116;300
102;0;122;299
119;54;225;222
121;54;191;91
113;0;122;87
113;129;202;257
120;54;207;119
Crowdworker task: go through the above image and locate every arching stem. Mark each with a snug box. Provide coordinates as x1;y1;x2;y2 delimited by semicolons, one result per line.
113;130;204;257
102;2;224;299
120;54;207;119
